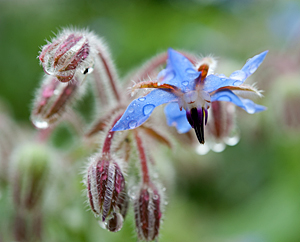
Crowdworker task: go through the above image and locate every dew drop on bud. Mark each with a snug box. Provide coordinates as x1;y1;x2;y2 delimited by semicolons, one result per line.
106;212;124;232
224;129;240;146
195;143;210;155
210;142;225;153
31;116;49;129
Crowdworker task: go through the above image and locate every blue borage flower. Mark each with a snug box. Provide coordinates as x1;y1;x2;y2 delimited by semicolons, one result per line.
112;49;268;144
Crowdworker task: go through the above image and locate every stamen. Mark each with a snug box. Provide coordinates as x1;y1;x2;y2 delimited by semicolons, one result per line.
197;64;209;82
186;107;207;144
130;80;181;97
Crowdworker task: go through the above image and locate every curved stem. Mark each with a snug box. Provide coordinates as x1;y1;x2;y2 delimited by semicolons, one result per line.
134;130;150;185
102;114;123;154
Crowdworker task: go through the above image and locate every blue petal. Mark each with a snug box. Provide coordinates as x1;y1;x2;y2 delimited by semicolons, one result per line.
112;89;178;131
157;48;200;91
164;103;191;133
203;51;268;93
211;90;267;114
241;50;268;81
204;75;242;93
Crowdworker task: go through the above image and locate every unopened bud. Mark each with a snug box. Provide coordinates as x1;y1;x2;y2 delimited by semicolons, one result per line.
134;184;162;241
30;75;86;129
39;29;94;83
87;154;128;232
10;142;50;211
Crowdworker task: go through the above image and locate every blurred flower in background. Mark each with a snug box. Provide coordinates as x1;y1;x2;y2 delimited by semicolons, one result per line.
1;0;300;242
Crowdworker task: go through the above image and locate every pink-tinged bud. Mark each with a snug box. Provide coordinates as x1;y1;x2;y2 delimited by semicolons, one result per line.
39;29;94;83
87;154;128;232
30;75;86;129
134;184;162;241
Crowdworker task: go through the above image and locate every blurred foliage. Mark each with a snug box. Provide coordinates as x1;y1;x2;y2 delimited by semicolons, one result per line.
1;0;300;242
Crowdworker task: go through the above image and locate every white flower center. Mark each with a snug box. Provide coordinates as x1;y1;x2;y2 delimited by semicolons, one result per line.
178;90;211;111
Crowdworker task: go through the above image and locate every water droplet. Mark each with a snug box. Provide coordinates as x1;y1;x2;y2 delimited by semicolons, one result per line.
182;81;189;86
143;104;155;116
31;116;49;129
249;64;257;74
230;70;246;82
185;68;198;79
164;70;175;82
106;212;124;232
128;120;137;129
128;107;134;113
195;143;210;155
185;68;196;74
98;220;107;230
211;142;225;153
153;194;159;200
138;97;145;102
126;116;130;120
224;131;240;146
221;78;226;82
233;80;243;86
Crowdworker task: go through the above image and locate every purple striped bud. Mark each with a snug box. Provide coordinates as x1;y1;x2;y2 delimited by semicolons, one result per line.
30;75;85;129
87;154;128;232
134;184;162;241
39;29;94;83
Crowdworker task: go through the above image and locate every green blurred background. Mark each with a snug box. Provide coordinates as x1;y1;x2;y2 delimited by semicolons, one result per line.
1;0;300;241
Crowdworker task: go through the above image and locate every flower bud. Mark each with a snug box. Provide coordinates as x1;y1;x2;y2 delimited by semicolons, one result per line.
87;154;128;232
30;75;86;129
39;29;94;83
134;184;162;241
10;142;50;211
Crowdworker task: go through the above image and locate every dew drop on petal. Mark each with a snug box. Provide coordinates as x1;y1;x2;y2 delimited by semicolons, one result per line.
128;120;137;129
138;97;145;102
31;117;49;129
128;107;134;113
230;70;246;82
143;104;155;116
153;194;159;200
233;80;243;86
249;64;257;74
164;70;175;82
185;68;198;79
182;81;189;86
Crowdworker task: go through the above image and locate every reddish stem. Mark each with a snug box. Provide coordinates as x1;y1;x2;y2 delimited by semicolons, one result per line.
97;51;121;102
134;131;150;185
102;114;122;154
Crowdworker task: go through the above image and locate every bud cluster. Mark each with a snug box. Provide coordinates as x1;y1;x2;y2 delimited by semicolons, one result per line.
27;28;267;241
